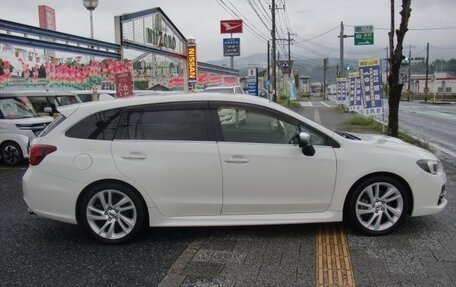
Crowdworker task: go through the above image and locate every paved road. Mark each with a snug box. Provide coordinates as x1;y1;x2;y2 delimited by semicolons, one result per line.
0;169;195;286
1;104;454;286
381;101;456;156
327;96;456;157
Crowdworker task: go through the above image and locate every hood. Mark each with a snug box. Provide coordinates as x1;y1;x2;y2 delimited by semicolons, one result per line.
349;132;436;160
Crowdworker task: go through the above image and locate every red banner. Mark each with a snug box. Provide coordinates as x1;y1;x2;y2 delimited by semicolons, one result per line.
115;72;133;98
220;20;243;34
38;5;56;31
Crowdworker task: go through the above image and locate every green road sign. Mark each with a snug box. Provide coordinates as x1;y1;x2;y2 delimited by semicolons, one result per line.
354;25;374;45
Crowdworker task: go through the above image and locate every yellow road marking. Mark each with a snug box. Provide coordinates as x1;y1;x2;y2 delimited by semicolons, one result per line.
316;224;356;287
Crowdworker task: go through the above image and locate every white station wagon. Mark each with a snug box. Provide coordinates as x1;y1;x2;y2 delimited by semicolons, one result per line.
22;94;447;243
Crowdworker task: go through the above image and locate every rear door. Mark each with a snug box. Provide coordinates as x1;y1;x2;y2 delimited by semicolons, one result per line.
111;102;223;217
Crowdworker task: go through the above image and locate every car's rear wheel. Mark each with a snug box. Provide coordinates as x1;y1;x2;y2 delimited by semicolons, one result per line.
348;176;409;235
1;141;23;166
80;183;146;244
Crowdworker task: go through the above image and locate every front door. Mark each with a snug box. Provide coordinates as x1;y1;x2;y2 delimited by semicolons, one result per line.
214;104;337;215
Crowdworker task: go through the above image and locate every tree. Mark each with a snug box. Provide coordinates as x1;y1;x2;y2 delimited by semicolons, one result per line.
387;0;412;137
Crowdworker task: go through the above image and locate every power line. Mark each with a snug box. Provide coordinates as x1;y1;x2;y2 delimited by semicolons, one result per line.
255;0;272;21
248;0;270;31
295;25;339;43
225;0;270;37
216;0;269;42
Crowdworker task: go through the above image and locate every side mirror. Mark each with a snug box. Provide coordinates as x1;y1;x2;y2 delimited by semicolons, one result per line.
298;132;315;156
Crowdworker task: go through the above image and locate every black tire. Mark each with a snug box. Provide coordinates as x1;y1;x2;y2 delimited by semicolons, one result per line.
79;183;147;244
1;141;23;166
347;176;409;236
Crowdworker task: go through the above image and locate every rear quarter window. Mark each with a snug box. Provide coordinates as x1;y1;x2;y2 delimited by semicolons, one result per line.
65;109;121;140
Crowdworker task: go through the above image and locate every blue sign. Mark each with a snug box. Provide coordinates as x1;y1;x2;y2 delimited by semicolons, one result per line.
223;38;240;57
247;68;258;96
336;78;347;105
359;58;383;115
348;72;363;111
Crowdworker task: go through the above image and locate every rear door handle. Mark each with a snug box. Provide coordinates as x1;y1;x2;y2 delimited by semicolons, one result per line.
224;155;249;164
121;152;147;160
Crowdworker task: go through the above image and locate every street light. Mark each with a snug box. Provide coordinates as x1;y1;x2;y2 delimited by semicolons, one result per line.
83;0;99;39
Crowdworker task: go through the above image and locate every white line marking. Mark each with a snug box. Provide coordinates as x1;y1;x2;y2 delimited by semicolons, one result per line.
300;102;313;107
320;101;331;107
314;108;321;124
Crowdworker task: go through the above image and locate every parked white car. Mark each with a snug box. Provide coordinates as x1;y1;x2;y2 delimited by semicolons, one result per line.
0;95;53;165
23;94;447;243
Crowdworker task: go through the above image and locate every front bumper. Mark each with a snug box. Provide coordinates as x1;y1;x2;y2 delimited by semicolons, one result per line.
410;170;447;217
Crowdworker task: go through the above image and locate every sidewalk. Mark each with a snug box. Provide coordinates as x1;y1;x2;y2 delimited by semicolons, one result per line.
158;102;455;287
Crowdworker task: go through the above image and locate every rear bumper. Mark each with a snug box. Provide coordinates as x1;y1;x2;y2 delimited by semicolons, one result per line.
22;167;85;224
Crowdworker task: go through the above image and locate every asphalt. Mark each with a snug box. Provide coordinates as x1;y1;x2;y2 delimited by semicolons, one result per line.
0;170;195;287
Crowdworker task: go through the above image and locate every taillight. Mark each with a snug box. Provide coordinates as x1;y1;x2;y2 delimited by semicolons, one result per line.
29;144;57;166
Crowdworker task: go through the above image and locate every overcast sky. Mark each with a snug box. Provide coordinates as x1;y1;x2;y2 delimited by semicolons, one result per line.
1;0;455;62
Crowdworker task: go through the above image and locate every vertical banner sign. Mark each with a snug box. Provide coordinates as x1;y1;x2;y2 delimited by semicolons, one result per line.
336;77;347;105
348;72;362;111
38;5;56;30
359;58;383;114
247;68;258;96
187;43;197;83
115;72;133;98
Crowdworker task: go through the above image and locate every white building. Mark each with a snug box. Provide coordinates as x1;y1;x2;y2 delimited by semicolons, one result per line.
411;72;456;94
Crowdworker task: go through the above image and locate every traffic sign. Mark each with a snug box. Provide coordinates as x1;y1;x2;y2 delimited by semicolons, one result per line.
354;25;374;46
223;38;240;57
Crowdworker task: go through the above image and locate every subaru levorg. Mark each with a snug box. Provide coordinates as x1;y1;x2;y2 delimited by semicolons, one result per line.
22;94;447;243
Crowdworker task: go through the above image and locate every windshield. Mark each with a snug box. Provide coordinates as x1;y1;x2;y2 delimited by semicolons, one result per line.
0;97;39;119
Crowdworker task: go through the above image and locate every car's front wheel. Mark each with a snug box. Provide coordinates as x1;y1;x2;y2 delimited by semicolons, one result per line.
347;176;409;235
80;183;146;244
1;141;23;166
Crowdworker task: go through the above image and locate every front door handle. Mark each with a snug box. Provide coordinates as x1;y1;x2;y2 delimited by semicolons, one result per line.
121;152;147;160
224;155;249;164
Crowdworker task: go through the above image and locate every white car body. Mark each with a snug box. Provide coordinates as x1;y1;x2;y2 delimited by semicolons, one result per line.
22;94;447;238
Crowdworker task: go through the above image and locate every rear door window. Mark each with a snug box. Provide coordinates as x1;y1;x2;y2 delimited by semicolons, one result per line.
115;108;209;141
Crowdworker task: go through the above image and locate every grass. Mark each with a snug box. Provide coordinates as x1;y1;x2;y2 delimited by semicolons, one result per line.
345;114;431;151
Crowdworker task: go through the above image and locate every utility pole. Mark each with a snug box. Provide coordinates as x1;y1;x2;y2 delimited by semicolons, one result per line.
425;42;430;101
271;0;277;102
339;21;344;77
267;40;270;98
287;32;292;75
407;44;412;93
323;58;328;99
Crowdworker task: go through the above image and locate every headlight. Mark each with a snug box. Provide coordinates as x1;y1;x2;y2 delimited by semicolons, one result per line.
417;159;443;175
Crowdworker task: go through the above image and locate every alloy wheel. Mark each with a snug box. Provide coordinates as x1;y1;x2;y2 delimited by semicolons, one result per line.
2;144;21;165
355;182;404;232
86;189;137;240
